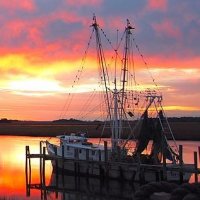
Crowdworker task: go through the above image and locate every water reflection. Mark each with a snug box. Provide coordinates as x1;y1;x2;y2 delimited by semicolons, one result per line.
28;172;137;200
0;136;52;200
0;136;199;199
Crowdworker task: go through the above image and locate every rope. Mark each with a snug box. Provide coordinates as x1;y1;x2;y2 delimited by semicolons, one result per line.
132;37;159;90
58;29;94;119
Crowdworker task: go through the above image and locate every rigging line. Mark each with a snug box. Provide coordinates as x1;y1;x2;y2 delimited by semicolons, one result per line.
75;88;98;119
120;22;134;129
99;27;125;52
99;27;115;51
98;86;107;121
97;114;110;147
123;116;143;148
123;96;153;148
58;29;94;119
157;101;178;153
114;29;119;81
93;21;111;88
132;37;160;90
129;33;137;87
99;27;126;75
153;100;177;161
61;67;85;119
117;29;126;51
92;18;112;123
79;102;103;120
117;92;136;140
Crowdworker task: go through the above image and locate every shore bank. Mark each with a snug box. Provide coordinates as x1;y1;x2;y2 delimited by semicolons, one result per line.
0;121;199;140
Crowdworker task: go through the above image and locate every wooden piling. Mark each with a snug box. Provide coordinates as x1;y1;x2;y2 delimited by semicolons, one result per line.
42;146;47;199
98;149;101;162
98;149;102;177
54;146;58;188
162;152;167;181
179;145;183;184
86;149;89;177
62;145;65;186
74;149;79;176
104;141;108;162
39;142;43;186
194;151;198;183
104;141;108;179
25;146;31;196
39;141;44;199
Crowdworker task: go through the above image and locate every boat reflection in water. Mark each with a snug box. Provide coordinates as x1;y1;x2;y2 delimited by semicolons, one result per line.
29;171;137;200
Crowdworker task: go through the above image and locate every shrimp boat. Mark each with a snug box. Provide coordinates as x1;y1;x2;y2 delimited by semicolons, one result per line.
46;16;193;182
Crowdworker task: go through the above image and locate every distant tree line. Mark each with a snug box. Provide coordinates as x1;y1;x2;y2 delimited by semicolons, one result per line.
53;117;200;123
167;117;200;122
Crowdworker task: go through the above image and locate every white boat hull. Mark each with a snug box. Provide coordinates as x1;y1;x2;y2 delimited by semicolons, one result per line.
47;142;192;183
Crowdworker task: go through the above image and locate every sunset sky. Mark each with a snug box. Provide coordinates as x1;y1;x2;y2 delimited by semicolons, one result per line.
0;0;199;121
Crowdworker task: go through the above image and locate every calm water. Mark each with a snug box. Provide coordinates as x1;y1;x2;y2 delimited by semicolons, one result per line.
0;136;199;200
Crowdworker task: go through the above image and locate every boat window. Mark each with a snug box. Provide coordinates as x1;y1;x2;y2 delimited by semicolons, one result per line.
67;146;69;151
79;149;82;154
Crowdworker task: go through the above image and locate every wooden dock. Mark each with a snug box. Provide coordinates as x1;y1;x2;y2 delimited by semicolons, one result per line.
25;141;200;199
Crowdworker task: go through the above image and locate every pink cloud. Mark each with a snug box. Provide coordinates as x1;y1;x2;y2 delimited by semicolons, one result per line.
1;18;44;46
152;19;181;39
147;0;168;11
106;17;126;31
0;0;35;11
66;0;102;7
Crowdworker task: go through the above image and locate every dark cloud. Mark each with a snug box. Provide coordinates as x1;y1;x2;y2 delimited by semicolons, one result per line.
44;20;82;42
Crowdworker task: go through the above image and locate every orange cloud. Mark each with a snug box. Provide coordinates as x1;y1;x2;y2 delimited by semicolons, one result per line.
164;105;200;111
147;54;200;69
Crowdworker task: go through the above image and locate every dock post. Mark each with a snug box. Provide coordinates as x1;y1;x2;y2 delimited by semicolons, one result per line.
62;145;65;186
104;141;108;178
74;149;79;176
104;141;108;162
194;151;198;183
39;141;44;199
42;146;47;199
162;152;167;181
86;149;89;177
98;149;102;177
98;149;101;161
39;142;43;186
54;146;58;190
25;146;31;196
117;146;120;161
179;145;183;184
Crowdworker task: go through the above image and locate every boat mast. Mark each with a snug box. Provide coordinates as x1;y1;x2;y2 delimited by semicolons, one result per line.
92;16;119;150
92;16;112;123
113;75;119;150
119;20;134;140
92;16;134;152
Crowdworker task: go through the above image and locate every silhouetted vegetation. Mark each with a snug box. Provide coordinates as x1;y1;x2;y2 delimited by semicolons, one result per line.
0;117;199;140
168;117;200;122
